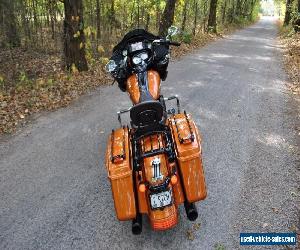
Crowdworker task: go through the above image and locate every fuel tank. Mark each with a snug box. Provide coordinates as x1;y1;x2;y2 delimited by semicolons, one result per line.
126;70;161;104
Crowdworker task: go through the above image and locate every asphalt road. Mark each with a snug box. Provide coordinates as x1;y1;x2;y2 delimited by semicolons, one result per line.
1;17;299;250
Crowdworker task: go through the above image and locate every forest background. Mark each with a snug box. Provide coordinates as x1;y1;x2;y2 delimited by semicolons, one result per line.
0;0;299;134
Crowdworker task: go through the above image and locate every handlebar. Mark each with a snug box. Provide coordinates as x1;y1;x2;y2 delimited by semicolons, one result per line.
153;39;181;47
169;41;181;47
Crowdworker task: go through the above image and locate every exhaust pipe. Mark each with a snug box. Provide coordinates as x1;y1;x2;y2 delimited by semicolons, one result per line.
184;201;198;221
132;213;142;235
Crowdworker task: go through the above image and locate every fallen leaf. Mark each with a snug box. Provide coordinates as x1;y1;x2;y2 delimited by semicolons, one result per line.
214;243;226;250
193;223;201;231
262;223;269;228
289;224;298;232
187;230;195;241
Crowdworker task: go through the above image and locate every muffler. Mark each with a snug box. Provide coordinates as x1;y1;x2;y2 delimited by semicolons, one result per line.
184;201;198;221
132;213;142;235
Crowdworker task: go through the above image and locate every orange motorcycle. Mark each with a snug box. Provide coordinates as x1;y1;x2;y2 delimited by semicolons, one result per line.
104;27;207;234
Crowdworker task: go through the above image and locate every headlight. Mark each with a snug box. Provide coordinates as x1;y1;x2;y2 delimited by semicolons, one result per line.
132;52;148;65
140;52;148;60
132;56;142;65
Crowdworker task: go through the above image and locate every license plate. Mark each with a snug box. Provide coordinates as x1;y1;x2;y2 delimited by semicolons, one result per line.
150;189;173;209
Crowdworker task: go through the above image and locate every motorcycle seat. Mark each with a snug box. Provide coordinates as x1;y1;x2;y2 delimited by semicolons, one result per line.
130;101;164;127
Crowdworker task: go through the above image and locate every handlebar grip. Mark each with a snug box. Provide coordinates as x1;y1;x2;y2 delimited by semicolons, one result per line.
169;41;181;47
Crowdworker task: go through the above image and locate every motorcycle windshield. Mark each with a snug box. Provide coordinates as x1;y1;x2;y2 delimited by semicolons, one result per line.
113;29;159;54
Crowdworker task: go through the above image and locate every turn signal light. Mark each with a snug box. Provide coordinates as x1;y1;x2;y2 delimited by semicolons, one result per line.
171;175;178;185
139;183;146;193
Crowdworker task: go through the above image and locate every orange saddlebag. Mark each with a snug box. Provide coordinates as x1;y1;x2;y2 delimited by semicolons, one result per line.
169;113;207;203
105;127;136;221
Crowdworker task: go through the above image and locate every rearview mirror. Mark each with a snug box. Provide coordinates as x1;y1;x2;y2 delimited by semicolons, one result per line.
105;60;117;73
167;26;179;38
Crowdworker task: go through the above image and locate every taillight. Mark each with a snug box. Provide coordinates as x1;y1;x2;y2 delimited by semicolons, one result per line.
171;175;178;185
139;183;146;193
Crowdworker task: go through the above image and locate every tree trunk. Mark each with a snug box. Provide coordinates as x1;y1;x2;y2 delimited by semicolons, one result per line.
222;0;227;24
49;0;56;40
20;0;31;46
284;0;293;26
156;2;161;31
63;0;88;71
192;0;198;36
0;0;20;47
181;0;188;32
159;0;177;36
293;0;300;32
137;1;140;27
207;0;218;33
145;12;150;31
96;0;101;41
32;0;38;33
110;0;116;33
236;0;242;16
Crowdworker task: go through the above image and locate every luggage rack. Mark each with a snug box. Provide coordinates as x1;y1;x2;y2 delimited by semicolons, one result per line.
132;128;176;171
164;95;181;114
173;111;195;144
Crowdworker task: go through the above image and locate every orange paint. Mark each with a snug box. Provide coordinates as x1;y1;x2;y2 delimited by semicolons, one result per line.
105;127;136;221
168;113;207;203
139;183;146;193
171;175;178;185
126;70;161;104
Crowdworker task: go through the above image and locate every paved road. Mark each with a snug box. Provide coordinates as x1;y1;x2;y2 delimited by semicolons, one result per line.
1;17;299;250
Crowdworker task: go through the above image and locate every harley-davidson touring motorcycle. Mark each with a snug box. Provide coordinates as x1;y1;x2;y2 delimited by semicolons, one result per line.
104;27;207;234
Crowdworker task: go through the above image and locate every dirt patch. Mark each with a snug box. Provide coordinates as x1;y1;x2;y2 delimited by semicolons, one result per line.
277;23;300;95
0;49;112;134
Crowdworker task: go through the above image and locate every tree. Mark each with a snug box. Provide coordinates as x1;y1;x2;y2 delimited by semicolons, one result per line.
293;0;300;31
192;0;198;36
181;0;189;32
0;0;20;47
63;0;88;71
207;0;218;33
284;0;294;26
159;0;177;36
96;0;101;41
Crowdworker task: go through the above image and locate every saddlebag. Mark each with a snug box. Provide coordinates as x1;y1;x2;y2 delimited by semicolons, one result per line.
105;127;136;221
168;113;207;203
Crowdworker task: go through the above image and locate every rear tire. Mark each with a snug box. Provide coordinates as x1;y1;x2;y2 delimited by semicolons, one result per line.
184;201;198;221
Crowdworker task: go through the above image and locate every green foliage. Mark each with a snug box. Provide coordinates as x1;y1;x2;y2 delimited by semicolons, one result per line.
279;24;295;37
181;32;192;44
17;71;33;89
